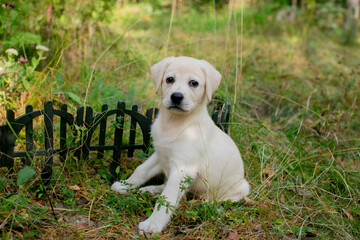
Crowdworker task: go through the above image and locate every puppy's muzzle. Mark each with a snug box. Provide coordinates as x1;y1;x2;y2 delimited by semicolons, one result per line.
171;92;184;105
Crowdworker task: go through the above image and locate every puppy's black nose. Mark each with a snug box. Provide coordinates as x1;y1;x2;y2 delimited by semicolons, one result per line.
171;92;184;105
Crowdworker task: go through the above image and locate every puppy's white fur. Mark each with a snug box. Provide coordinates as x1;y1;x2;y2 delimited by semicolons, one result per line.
111;56;249;233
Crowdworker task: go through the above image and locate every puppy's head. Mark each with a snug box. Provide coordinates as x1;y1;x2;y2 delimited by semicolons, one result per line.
151;56;221;114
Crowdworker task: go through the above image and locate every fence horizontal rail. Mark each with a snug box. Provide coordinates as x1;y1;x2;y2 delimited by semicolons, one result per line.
0;100;231;183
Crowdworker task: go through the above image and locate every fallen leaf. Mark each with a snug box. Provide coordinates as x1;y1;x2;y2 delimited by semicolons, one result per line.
69;185;80;191
258;202;269;208
228;230;239;240
280;194;285;203
109;58;118;66
263;164;276;177
253;224;261;232
244;196;256;206
77;197;88;205
34;200;44;207
218;226;228;235
342;208;354;220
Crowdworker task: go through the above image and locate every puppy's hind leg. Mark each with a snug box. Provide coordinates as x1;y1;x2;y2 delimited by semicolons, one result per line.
111;153;162;193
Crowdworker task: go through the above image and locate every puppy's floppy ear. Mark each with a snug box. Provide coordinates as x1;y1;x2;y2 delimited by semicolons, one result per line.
200;60;222;101
151;57;175;93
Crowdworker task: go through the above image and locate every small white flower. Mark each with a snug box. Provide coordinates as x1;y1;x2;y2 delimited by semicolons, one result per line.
36;45;49;51
0;66;4;74
5;48;18;56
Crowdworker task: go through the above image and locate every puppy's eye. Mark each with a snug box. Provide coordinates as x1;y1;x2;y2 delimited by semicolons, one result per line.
189;80;199;88
166;77;175;84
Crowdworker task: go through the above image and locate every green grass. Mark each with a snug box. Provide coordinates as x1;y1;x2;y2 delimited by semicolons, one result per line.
1;2;360;239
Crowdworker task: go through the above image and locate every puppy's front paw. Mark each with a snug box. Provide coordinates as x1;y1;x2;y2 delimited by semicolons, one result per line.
138;218;165;233
111;181;131;193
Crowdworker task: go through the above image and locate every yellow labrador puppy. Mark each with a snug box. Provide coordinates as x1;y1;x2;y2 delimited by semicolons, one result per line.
111;56;249;233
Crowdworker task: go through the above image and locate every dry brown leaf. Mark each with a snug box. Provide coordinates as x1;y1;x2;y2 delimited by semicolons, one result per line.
253;224;261;232
280;194;285;203
263;164;276;176
244;196;256;206
228;230;239;240
342;208;354;220
69;185;80;191
258;202;269;208
77;197;89;205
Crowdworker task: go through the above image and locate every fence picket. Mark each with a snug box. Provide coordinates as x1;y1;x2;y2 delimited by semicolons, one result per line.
44;100;54;166
110;101;125;178
212;109;219;125
97;104;108;159
82;106;93;160
0;109;16;168
128;104;138;158
221;102;231;133
59;103;68;162
42;100;54;184
144;108;155;154
75;106;84;160
25;105;34;166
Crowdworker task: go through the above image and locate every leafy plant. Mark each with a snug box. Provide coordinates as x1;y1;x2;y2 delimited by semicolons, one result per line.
154;195;174;214
17;166;35;186
0;45;50;109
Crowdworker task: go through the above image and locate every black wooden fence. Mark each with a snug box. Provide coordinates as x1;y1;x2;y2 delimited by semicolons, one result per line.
0;100;231;183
